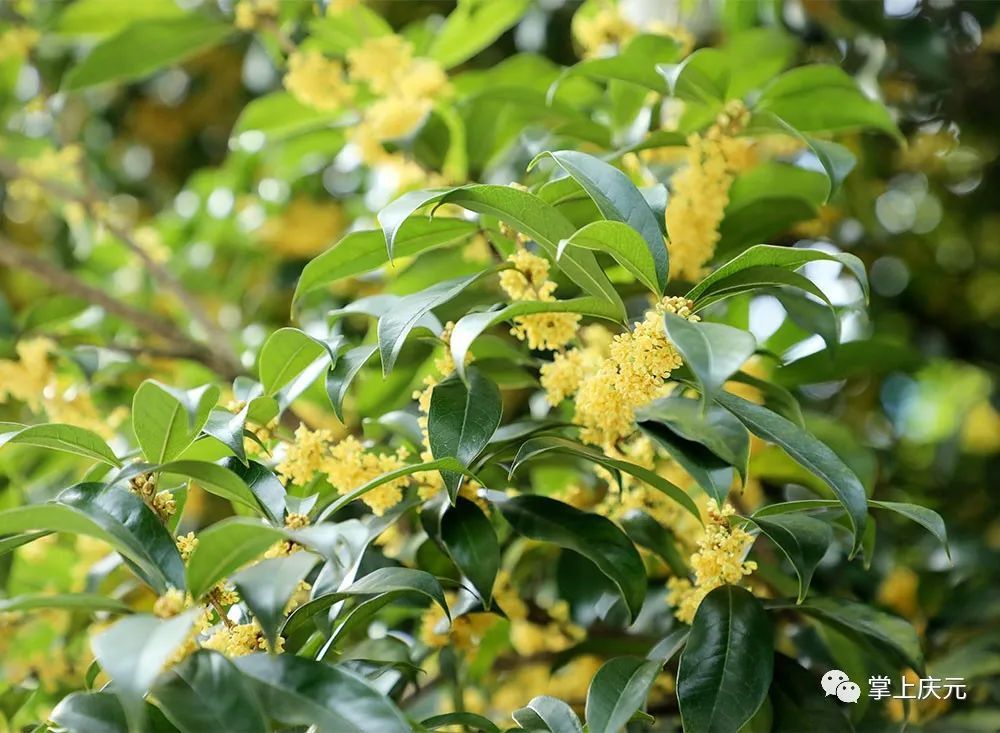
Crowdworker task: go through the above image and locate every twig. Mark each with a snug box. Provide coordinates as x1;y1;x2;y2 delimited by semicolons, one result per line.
0;235;240;379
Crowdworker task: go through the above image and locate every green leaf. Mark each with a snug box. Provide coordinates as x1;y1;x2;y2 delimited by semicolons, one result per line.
64;15;231;91
558;220;661;295
153;460;261;514
428;0;531;69
533;150;668;292
325;344;378;421
677;585;773;733
59;483;186;592
203;406;249;466
378;271;493;375
769;655;854;733
154;650;268;733
50;692;129;733
450;297;622;381
663;314;756;406
621;511;688;577
774;339;919;388
421;712;501;733
440;497;500;605
511;436;702;521
185;517;286;600
259;328;328;396
0;592;131;614
658;48;730;104
132;381;218;464
223;459;287;525
232;91;343;141
777;596;923;672
306;5;391;54
715;392;868;554
232;553;318;652
0;423;120;466
235;654;410;732
282;566;449;637
0;490;183;593
688;246;867;308
514;696;583;733
771;288;841;354
498;494;646;621
749;514;832;602
92;611;200;725
689;266;832;313
428;367;502;499
585;656;661;733
385;185;624;314
869;500;949;559
54;0;185;37
756;65;901;138
293;218;478;302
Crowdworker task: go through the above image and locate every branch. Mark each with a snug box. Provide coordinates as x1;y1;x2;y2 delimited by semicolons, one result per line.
0;157;242;377
0;236;241;379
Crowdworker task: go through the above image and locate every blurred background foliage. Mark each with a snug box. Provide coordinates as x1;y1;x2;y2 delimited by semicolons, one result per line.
0;0;999;731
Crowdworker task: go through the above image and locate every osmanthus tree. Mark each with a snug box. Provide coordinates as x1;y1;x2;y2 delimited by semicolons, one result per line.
0;1;953;732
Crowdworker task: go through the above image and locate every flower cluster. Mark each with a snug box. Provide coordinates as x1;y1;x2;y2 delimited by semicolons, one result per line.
233;0;279;31
276;426;411;516
664;100;756;281
283;50;355;112
498;248;581;350
666;500;758;623
573;2;694;59
6;145;84;208
203;621;282;657
572;297;696;448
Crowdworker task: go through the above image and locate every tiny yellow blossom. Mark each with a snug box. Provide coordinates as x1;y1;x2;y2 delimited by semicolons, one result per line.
284;50;355;111
234;0;279;31
176;532;199;561
323;437;411;515
347;35;414;94
498;248;581;350
203;621;281;657
574;4;636;57
276;424;335;486
666;500;757;623
153;589;187;618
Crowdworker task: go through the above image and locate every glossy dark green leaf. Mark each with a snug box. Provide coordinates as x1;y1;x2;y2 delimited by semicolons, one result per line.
499;494;646;621
428;367;502;499
690;266;831;313
132;381;218;463
326;344;378;421
153;460;260;513
585;656;662;733
663;314;756;406
232;552;318;652
774;339;920;388
771;288;840;354
293;218;478;301
234;653;411;733
778;596;924;672
511;436;701;521
640;421;734;504
534;150;668;292
202;406;249;465
0;423;121;466
185;517;286;600
716;392;867;554
64;15;231;90
870;500;949;559
558;220;661;295
750;514;832;602
440;497;500;604
621;510;688;577
154;650;267;733
59;483;186;592
514;695;583;733
677;585;773;733
658;48;730;103
222;458;286;525
769;655;854;733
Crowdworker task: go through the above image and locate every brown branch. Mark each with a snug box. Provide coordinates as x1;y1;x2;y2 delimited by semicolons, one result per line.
0;157;242;377
0;235;241;379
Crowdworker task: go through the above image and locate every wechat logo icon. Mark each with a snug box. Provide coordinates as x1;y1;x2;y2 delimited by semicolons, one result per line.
821;669;861;703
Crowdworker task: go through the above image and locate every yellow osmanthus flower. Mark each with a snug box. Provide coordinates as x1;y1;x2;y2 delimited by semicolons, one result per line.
257;197;346;258
323;437;411;516
666;500;757;623
265;511;311;559
176;532;199;561
0;27;39;62
498;248;581;350
574;297;695;448
284;50;355;112
277;424;335;486
347;35;414;94
153;589;188;619
573;3;636;57
0;337;57;410
233;0;279;31
203;621;282;657
7;145;84;205
665;100;756;281
540;346;603;406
